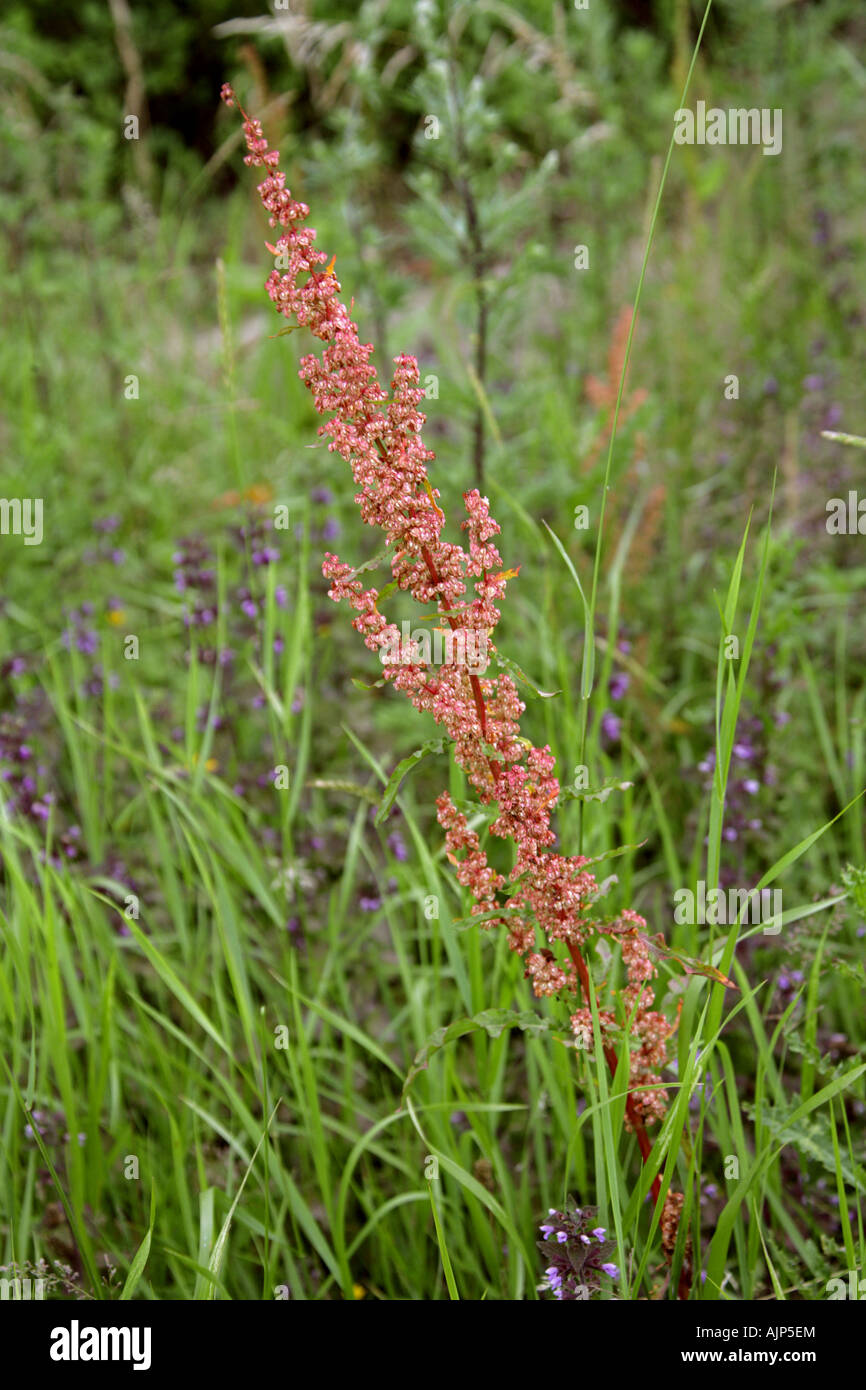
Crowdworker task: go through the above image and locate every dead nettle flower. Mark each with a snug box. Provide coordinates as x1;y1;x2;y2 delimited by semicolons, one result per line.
537;1200;620;1300
222;84;678;1143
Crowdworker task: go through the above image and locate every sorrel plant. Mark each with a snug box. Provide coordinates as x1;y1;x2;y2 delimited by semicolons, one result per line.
221;82;718;1297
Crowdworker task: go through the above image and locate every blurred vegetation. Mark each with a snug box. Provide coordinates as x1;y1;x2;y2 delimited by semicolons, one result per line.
0;0;865;1301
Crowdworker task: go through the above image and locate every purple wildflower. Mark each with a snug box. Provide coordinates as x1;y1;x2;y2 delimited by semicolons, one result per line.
537;1199;621;1300
387;831;408;862
600;711;621;745
609;671;629;701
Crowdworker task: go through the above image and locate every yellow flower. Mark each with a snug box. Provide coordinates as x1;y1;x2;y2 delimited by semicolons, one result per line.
188;753;219;773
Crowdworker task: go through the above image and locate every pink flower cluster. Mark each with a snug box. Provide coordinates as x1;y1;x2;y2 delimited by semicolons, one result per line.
223;86;675;1127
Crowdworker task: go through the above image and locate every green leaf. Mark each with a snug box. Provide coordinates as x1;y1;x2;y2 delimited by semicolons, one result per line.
705;1063;866;1290
558;776;635;804
645;936;739;991
449;905;528;932
821;430;866;449
346;548;391;580
581;838;646;867
306;778;379;804
206;1102;280;1299
542;520;594;699
428;1184;460;1300
745;1105;866;1191
375;738;448;826
477;739;506;761
492;649;560;700
402;1010;552;1099
94;901;233;1059
120;1182;156;1299
0;1056;104;1300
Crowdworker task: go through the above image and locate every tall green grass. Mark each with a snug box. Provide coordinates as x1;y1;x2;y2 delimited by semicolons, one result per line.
1;0;865;1300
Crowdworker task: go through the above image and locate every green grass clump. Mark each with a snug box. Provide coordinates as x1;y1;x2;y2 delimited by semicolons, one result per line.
1;0;865;1300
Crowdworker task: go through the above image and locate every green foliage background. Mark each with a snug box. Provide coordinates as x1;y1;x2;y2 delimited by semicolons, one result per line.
0;0;864;1301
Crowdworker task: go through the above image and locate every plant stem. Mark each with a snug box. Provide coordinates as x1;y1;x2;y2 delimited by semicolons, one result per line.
446;44;488;491
566;940;662;1204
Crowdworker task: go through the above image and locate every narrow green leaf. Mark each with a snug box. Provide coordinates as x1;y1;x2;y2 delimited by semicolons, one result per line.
207;1101;280;1299
402;1010;552;1099
492;649;560;700
120;1182;156;1299
375;738;448;825
542;520;595;699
